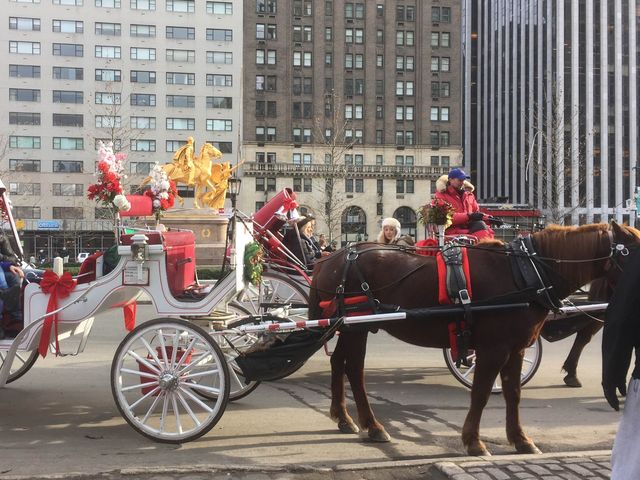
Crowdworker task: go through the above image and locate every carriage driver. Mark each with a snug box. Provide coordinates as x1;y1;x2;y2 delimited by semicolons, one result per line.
433;168;500;241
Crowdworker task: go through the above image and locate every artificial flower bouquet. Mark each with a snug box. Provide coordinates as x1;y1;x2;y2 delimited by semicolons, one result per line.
144;164;178;221
87;141;131;214
418;198;456;228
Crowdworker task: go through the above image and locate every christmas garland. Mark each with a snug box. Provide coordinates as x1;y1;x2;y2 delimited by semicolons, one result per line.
243;242;264;286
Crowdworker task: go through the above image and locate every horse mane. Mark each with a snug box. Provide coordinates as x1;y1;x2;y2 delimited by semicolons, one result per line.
476;238;504;248
533;223;610;287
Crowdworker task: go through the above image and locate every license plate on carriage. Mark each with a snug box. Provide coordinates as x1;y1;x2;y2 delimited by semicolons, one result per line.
123;264;150;285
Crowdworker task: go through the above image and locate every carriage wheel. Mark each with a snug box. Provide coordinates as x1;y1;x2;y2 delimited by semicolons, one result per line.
198;302;261;402
234;270;310;381
111;318;230;443
0;349;38;384
443;336;543;394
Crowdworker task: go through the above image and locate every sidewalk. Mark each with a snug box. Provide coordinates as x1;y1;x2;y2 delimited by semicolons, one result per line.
0;451;611;480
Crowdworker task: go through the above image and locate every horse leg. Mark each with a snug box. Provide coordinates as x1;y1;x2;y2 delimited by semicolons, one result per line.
341;330;390;442
562;320;603;388
329;332;359;434
500;349;542;454
462;347;509;456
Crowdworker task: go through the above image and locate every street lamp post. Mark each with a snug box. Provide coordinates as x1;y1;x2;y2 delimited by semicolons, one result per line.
221;176;242;273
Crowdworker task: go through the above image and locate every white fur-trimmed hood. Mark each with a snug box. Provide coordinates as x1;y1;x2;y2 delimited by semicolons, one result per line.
435;175;475;193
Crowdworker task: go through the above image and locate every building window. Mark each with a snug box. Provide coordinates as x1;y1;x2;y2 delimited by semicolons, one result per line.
53;114;83;127
167;95;195;108
130;47;156;60
167;49;196;63
166;0;194;12
207;28;232;41
9;183;41;196
9;159;41;171
207;51;232;64
53;137;83;150
95;45;121;58
53;183;84;196
130;70;156;84
9;41;41;55
207;1;232;14
94;138;122;150
130;93;156;106
131;0;156;10
166;118;195;130
10;65;40;78
9;88;40;102
14;206;41;219
207;74;232;87
95;115;121;128
211;141;232;153
166;72;195;85
166;26;195;39
53;20;83;33
53;0;82;4
96;0;120;7
53;43;83;57
9;136;41;149
166;140;186;152
9;112;40;125
53;160;83;173
95;22;120;35
432;6;452;23
256;0;276;13
95;68;121;82
53;207;84;219
206;119;232;131
130;24;155;37
130;162;154;175
130;116;156;129
130;139;156;152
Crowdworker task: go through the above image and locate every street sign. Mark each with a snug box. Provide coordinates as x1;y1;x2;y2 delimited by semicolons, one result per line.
37;220;61;230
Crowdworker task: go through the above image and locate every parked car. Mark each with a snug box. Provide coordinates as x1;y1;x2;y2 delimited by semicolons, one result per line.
77;252;90;263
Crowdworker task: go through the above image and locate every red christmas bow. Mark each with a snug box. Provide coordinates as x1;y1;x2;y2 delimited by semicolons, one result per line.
282;197;298;212
38;270;76;358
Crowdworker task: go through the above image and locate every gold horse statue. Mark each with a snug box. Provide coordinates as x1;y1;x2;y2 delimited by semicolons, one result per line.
140;137;241;209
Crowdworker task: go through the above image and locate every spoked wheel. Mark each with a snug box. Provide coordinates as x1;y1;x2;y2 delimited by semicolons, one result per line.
203;302;261;402
235;270;310;323
234;270;311;381
0;349;38;384
111;318;230;443
443;336;543;394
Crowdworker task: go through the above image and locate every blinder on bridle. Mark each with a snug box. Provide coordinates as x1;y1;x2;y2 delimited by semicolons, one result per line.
604;227;636;287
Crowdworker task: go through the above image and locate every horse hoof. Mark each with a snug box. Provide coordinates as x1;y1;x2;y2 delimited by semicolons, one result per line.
563;374;582;388
516;443;542;454
368;428;391;442
338;420;360;434
467;444;491;456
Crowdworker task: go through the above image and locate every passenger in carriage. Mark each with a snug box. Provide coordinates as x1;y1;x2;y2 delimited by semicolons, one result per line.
434;168;498;241
282;215;327;269
376;217;415;247
0;234;25;340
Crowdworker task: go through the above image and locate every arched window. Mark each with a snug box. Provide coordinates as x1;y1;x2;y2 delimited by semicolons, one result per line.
341;206;367;245
393;206;417;237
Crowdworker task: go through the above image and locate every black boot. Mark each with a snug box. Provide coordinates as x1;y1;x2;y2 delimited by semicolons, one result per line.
0;285;21;312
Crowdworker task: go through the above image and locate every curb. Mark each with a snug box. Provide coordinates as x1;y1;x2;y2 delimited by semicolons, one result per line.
0;451;612;480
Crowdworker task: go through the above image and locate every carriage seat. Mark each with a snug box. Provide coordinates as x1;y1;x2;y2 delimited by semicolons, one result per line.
120;231;196;298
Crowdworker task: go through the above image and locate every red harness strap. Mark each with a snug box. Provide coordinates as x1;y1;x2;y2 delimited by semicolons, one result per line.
319;295;373;318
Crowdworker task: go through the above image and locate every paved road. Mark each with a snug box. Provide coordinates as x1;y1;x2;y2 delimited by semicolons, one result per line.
0;305;620;478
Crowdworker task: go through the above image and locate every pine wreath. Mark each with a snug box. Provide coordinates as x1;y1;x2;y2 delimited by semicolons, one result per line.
243;241;264;286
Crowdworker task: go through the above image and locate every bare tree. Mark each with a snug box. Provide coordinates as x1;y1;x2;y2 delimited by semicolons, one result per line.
310;91;356;242
526;84;588;225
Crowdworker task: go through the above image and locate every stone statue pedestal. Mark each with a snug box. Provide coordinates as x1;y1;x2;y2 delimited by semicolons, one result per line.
159;208;229;267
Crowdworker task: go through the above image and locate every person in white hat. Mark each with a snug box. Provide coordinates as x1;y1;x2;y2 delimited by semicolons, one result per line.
376;217;415;246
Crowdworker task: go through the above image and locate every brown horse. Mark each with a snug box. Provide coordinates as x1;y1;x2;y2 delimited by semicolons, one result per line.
308;222;640;456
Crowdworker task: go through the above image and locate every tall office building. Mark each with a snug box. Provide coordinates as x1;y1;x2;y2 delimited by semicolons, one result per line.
0;0;243;256
465;1;640;225
240;0;462;243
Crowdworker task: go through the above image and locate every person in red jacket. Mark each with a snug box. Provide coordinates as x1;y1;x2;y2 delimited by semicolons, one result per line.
434;168;495;241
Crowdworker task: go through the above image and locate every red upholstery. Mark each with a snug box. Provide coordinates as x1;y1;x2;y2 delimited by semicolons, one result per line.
120;231;196;296
77;252;103;284
253;188;296;230
120;195;153;217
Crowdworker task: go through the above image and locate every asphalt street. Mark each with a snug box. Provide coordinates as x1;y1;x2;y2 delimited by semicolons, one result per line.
0;304;620;478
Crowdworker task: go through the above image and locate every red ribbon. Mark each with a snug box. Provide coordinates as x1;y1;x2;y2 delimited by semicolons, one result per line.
123;302;137;331
38;270;76;358
282;197;298;212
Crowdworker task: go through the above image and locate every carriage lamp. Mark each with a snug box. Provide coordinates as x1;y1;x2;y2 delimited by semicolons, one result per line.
130;234;149;262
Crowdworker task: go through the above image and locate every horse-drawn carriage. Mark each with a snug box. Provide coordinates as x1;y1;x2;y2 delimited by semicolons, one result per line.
0;179;633;453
